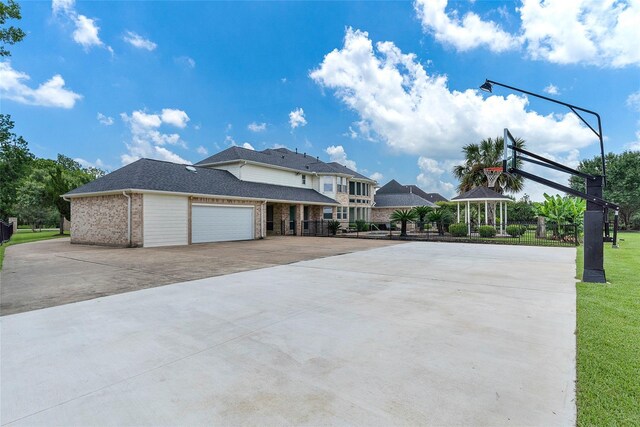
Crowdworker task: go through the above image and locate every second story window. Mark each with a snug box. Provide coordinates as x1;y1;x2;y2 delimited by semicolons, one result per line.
349;181;355;195
302;174;306;185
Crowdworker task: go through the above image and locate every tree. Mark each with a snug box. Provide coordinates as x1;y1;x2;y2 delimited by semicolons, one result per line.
412;205;431;231
427;208;452;236
390;209;418;237
0;114;33;220
44;155;104;234
0;0;26;57
452;136;525;195
569;151;640;229
534;193;585;239
508;194;537;222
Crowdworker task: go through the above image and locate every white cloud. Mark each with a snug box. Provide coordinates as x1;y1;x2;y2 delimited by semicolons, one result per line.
289;107;307;129
626;131;640;150
311;28;600;201
344;126;358;139
416;157;456;197
174;56;195;69
325;145;357;171
242;142;255;150
414;0;520;53
414;0;640;68
52;0;74;16
311;29;595;160
123;31;157;51
52;0;112;53
120;109;190;165
160;108;190;128
518;0;640;67
72;15;103;49
75;157;108;170
97;112;113;125
196;146;208;156
626;91;640;112
248;122;267;132
0;61;82;108
543;84;559;95
369;172;384;182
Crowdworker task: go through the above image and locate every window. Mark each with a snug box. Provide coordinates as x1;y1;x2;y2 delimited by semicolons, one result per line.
336;206;347;220
349;198;355;203
356;182;362;195
302;174;306;185
349;181;355;195
364;184;369;196
323;207;333;220
324;183;333;192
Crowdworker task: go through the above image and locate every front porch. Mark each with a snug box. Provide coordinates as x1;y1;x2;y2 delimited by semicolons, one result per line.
266;203;332;236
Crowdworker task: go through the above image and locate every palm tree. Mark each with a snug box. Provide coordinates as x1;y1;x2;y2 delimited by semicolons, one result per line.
452;136;525;195
412;205;431;231
390;209;418;237
427;208;452;236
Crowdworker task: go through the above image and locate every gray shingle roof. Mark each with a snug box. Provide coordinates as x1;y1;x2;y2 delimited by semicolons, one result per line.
376;180;449;203
195;147;375;181
374;193;437;208
65;158;339;205
376;179;407;194
450;186;512;201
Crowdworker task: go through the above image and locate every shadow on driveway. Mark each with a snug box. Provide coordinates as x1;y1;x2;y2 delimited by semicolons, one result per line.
1;237;401;316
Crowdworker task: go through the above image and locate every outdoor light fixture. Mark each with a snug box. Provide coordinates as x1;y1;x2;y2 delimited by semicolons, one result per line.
479;80;493;93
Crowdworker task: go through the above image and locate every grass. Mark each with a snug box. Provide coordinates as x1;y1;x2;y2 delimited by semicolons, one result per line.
0;230;69;270
576;232;640;426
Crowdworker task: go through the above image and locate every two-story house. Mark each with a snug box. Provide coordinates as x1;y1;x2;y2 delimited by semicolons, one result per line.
64;147;377;247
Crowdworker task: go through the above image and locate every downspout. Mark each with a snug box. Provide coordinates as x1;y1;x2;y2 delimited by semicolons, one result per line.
122;191;131;247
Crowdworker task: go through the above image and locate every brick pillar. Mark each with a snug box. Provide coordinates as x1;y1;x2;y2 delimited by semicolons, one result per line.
8;217;17;233
297;204;304;236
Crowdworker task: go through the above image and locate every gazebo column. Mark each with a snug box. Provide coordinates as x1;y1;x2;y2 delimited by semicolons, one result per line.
505;202;508;228
500;201;504;234
484;201;488;225
467;201;470;236
477;203;481;225
457;203;460;223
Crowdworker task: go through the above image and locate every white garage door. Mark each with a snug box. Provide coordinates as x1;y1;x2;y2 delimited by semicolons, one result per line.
143;194;188;247
192;204;254;243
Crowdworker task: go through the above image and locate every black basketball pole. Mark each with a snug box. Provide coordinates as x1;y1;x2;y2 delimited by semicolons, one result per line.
480;79;609;283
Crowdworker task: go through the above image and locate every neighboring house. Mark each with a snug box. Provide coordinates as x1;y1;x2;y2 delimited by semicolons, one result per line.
64;147;376;247
371;180;438;225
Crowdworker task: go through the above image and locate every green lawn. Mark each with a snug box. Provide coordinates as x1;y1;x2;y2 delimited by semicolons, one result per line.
0;230;69;270
576;232;640;426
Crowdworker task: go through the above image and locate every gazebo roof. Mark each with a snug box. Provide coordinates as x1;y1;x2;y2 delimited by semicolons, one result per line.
451;186;513;202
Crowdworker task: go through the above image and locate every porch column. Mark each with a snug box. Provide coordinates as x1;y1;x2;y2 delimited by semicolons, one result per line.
297;203;304;237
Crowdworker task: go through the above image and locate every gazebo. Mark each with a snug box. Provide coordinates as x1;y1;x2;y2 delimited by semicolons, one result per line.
451;187;513;235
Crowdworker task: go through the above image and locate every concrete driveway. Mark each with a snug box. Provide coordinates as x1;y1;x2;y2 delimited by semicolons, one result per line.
1;242;577;426
1;237;399;315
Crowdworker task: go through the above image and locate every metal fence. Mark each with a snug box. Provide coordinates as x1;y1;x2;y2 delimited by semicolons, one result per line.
333;221;580;247
1;220;14;245
301;220;331;237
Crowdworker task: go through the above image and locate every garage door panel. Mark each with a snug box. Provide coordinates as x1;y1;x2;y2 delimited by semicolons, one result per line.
143;195;188;247
192;205;253;243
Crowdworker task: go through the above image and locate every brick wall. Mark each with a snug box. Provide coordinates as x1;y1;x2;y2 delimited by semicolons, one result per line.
70;194;143;247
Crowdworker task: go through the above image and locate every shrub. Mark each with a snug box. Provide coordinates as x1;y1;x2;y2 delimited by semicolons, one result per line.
327;220;341;235
506;224;526;237
449;223;468;237
355;219;368;232
478;225;497;238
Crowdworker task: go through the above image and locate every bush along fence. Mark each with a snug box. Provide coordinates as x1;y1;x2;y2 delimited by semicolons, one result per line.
1;220;15;245
331;220;580;247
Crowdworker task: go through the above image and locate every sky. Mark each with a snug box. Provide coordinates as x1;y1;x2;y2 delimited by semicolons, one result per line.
2;0;639;201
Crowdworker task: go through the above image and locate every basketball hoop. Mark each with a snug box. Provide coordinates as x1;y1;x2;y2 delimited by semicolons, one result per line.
484;166;503;188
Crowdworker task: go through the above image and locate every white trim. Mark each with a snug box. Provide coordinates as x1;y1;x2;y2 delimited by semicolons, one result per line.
64;188;341;206
452;197;512;203
198;159;375;182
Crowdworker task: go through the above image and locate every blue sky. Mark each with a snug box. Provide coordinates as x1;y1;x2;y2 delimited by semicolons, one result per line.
2;0;639;200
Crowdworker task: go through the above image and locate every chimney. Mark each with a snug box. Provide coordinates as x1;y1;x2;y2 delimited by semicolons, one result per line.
304;152;306;158
295;148;298;154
